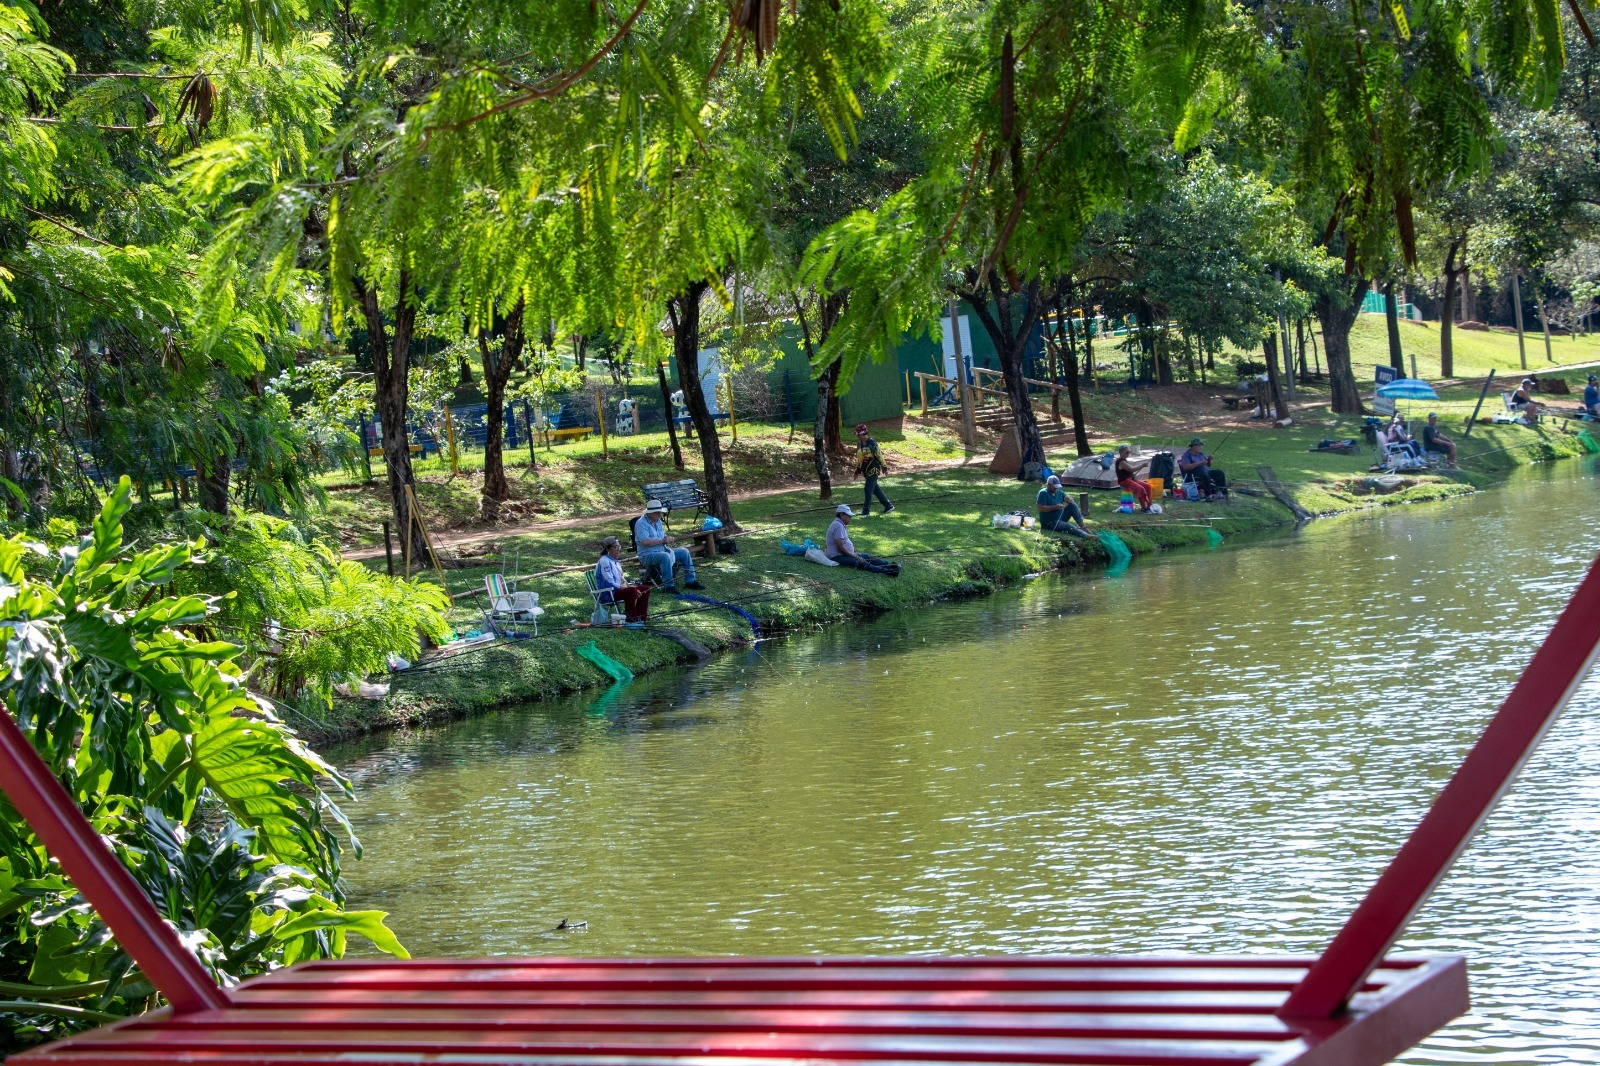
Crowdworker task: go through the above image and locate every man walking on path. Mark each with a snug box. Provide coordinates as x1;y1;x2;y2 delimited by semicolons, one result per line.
636;500;706;590
854;423;895;516
825;504;899;575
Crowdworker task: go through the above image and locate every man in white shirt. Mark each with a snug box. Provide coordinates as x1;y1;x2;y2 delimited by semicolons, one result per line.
824;504;898;575
636;500;704;590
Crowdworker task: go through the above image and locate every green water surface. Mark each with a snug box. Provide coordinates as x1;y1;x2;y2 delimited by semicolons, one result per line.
333;456;1600;1064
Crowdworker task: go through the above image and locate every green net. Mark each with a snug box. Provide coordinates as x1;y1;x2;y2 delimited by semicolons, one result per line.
1578;429;1599;454
1206;528;1223;547
576;640;635;684
1096;530;1132;564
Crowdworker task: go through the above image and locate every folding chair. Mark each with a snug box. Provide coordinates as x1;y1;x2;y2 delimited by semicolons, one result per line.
4;553;1600;1066
484;572;544;635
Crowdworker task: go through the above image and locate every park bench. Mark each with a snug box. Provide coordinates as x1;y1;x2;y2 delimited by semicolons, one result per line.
537;405;593;445
635;479;719;561
6;553;1600;1066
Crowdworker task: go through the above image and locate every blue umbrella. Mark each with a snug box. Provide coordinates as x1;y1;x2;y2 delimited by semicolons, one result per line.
1377;377;1438;400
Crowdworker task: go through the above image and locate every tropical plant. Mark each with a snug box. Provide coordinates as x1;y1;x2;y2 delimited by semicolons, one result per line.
167;510;452;705
0;479;405;1053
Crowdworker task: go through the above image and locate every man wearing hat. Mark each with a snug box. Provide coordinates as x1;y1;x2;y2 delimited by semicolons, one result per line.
1583;374;1598;420
1036;475;1092;536
853;423;894;515
595;535;652;623
1421;413;1458;467
636;499;705;590
824;504;899;575
1176;437;1227;500
1511;378;1544;424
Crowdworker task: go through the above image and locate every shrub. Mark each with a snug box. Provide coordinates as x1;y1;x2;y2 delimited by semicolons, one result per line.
0;480;405;1053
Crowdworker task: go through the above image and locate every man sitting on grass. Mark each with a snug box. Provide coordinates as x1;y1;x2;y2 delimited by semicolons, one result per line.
824;505;899;575
1036;475;1093;536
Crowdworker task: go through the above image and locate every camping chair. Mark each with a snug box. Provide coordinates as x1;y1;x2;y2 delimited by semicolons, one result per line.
484;572;544;636
4;553;1600;1066
585;568;622;624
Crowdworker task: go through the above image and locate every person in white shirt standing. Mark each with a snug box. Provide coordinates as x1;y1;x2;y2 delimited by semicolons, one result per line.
824;504;899;575
635;500;704;590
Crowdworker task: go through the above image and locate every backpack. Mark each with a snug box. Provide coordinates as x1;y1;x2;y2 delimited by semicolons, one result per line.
1147;452;1176;482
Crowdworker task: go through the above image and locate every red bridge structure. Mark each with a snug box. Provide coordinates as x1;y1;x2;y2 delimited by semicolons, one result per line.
4;553;1600;1066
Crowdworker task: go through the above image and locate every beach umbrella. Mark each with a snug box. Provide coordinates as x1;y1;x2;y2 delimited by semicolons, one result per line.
1377;377;1438;424
1376;377;1439;400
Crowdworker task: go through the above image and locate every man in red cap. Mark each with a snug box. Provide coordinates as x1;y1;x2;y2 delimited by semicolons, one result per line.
853;422;894;515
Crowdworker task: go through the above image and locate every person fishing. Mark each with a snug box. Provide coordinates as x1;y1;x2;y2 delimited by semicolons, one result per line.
594;536;652;623
1583;374;1598;419
1421;413;1458;468
1036;475;1092;536
636;499;705;591
1511;378;1544;425
1114;445;1153;512
853;423;895;516
1176;437;1228;501
825;504;899;575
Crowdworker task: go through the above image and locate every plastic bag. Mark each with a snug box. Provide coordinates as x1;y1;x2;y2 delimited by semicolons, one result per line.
804;547;839;567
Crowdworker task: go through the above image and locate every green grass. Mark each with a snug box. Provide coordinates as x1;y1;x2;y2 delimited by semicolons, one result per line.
1332;314;1600;384
319;419;969;550
308;413;1593;742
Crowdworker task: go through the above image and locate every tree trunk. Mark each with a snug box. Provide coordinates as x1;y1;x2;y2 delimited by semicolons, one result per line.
1461;251;1477;321
1315;282;1365;415
355;271;431;568
479;300;526;516
656;359;685;471
1295;318;1307;377
666;281;738;531
1440;237;1464;379
1058;290;1092;456
1384;279;1405;373
794;290;847;500
197;458;230;515
961;271;1045;467
1533;283;1554;362
1263;333;1289;420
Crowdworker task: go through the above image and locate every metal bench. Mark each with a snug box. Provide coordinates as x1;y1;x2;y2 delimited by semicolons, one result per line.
5;555;1600;1066
641;478;711;520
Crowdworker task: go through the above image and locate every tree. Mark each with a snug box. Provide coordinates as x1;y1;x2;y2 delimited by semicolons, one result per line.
1236;0;1571;412
808;0;1250;465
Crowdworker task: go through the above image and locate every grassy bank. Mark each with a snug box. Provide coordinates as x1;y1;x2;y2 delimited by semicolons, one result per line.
301;349;1596;745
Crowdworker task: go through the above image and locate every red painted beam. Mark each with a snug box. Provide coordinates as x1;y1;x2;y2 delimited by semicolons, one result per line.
0;703;230;1014
1279;552;1600;1019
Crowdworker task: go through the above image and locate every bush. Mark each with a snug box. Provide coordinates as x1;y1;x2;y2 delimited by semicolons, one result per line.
0;480;405;1053
1233;358;1266;378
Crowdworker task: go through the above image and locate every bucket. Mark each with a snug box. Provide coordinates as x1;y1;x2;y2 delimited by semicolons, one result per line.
1147;477;1164;498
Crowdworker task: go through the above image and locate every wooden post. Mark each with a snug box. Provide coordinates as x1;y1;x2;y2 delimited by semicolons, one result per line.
444;406;459;475
1462;368;1497;437
594;387;609;459
1513;273;1528;370
919;373;928;416
950;296;976;449
904;371;911;408
1410;352;1418;380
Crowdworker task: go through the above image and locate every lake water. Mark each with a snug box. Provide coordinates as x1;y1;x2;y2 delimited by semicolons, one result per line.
332;455;1600;1064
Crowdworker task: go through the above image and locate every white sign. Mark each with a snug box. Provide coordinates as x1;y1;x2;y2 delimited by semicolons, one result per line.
939;315;974;382
1373;365;1397;417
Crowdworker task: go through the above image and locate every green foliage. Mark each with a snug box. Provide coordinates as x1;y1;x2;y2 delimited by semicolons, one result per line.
0;479;404;1053
167;510;451;705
